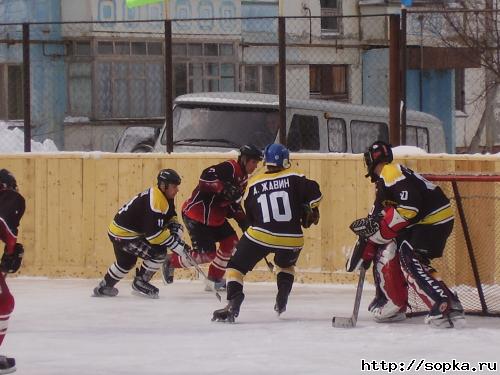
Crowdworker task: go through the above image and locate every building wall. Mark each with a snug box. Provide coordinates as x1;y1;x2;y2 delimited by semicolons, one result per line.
0;0;66;147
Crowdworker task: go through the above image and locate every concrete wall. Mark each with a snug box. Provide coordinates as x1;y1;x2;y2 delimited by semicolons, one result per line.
2;153;499;286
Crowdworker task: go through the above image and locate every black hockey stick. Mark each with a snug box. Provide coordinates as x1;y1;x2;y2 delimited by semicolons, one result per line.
181;249;222;302
263;257;274;273
332;266;366;328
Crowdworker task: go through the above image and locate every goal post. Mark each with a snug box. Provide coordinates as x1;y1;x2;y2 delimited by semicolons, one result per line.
406;174;500;317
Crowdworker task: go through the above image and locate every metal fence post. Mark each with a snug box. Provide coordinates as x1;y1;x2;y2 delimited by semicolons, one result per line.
401;9;407;145
278;16;286;146
164;19;173;153
22;23;31;152
389;14;401;147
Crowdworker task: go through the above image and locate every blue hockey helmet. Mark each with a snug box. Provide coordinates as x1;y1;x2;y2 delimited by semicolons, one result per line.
264;143;290;169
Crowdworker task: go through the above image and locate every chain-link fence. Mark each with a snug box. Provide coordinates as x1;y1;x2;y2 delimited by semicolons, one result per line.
2;9;498;153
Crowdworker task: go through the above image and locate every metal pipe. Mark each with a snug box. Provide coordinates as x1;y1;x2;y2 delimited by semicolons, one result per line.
278;16;286;145
389;14;401;146
164;19;173;153
22;23;31;152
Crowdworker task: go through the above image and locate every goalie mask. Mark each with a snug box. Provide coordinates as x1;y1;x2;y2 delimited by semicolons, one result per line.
364;141;393;182
264;143;290;169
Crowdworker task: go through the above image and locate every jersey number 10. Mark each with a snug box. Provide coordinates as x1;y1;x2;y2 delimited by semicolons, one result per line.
257;191;292;223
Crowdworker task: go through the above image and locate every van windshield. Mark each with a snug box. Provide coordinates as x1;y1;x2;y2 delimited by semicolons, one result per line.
161;104;279;150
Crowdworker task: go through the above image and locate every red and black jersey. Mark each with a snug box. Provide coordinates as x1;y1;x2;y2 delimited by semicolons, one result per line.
243;169;322;250
0;188;26;254
372;163;453;226
108;186;179;246
182;159;248;227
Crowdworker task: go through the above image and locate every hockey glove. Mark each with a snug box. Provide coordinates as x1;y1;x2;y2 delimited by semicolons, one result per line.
222;182;242;202
1;243;24;273
345;238;377;272
167;221;184;239
349;216;379;238
301;205;320;228
229;204;250;232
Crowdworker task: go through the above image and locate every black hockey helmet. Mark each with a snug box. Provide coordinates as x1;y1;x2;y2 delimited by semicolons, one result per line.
157;169;181;186
0;169;17;190
364;141;393;182
239;144;263;161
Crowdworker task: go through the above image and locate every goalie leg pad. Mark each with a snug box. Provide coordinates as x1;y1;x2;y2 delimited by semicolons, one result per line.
399;240;449;309
370;241;408;321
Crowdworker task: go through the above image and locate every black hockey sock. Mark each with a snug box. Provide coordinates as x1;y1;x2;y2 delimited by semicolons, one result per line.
226;281;244;301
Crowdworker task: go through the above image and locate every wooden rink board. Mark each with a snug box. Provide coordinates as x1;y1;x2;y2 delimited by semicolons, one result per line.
1;152;499;285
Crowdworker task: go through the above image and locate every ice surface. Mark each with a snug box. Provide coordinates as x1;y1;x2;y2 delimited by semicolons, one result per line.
3;278;500;375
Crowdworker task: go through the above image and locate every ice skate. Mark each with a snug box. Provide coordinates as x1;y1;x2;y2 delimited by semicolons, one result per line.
161;255;175;285
425;300;455;328
274;288;289;316
132;269;159;299
371;300;406;323
211;293;244;323
205;278;226;292
93;280;118;297
0;355;16;374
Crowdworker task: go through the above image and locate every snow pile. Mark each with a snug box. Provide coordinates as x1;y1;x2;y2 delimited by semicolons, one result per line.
0;125;58;153
392;145;427;155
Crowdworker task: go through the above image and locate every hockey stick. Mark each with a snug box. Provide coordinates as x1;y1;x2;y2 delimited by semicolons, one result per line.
263;256;274;273
332;266;366;328
181;250;222;302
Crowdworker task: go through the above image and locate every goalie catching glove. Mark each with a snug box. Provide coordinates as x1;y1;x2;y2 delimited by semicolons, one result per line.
301;204;320;228
1;243;24;273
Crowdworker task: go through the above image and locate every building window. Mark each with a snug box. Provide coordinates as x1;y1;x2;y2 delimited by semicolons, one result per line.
241;65;277;94
310;64;348;101
455;68;465;112
320;0;341;36
0;65;24;120
68;63;92;117
172;42;237;97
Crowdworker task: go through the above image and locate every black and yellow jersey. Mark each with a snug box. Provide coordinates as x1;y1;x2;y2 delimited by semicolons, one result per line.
374;163;453;226
243;169;322;250
108;186;179;246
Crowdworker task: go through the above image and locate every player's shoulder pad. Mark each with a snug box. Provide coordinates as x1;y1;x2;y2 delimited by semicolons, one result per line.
150;186;168;213
380;163;406;187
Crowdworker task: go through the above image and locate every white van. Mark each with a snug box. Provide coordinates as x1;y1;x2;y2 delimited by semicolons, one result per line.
153;92;445;153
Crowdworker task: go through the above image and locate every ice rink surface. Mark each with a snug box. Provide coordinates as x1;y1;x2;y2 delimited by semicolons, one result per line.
3;278;500;375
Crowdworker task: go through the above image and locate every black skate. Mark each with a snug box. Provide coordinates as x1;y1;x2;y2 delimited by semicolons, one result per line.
93;280;118;297
161;255;175;285
274;289;289;315
0;355;16;374
132;269;159;299
212;293;244;323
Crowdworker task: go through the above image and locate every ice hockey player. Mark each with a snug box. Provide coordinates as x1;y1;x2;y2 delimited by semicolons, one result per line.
212;143;322;323
349;141;465;328
93;169;188;299
161;145;263;291
0;169;26;374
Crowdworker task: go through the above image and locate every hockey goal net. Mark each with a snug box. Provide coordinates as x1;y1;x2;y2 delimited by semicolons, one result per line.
407;174;500;317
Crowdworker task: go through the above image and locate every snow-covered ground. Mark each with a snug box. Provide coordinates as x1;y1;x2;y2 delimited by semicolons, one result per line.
4;278;500;375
